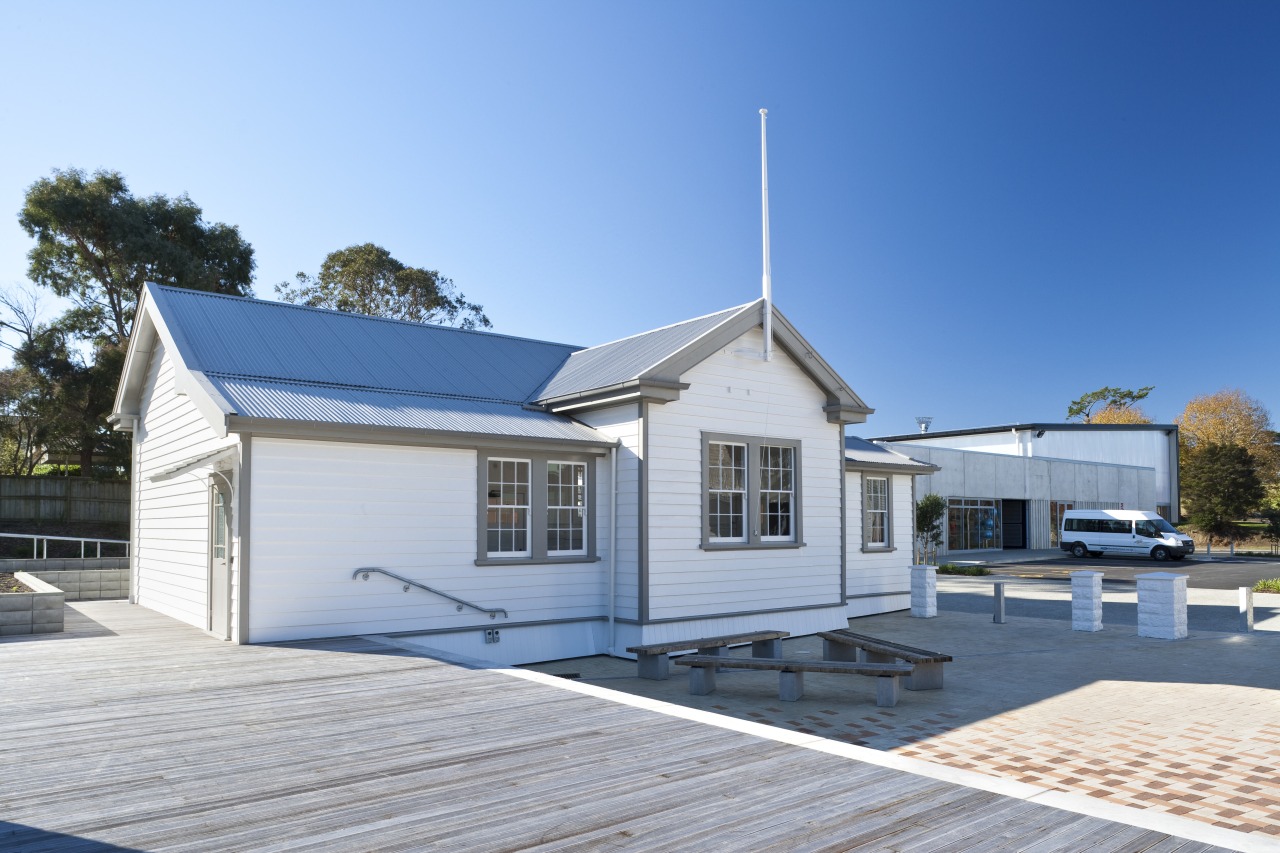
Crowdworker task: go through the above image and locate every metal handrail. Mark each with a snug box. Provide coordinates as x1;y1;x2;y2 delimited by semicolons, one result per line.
0;532;130;560
352;567;508;619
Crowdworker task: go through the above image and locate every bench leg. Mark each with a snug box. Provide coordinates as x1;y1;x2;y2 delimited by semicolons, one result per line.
875;675;901;708
779;670;804;701
751;638;781;658
637;653;669;681
823;639;857;662
905;662;944;691
689;666;716;695
696;645;726;672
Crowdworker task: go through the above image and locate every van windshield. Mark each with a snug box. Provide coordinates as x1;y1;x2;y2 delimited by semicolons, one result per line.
1151;518;1180;534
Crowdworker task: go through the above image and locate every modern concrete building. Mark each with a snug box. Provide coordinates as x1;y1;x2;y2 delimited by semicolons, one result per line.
873;423;1180;556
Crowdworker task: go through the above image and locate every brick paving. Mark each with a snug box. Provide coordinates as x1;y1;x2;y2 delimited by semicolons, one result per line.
525;582;1280;839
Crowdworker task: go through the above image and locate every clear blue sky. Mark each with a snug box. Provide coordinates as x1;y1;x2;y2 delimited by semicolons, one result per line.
2;1;1276;436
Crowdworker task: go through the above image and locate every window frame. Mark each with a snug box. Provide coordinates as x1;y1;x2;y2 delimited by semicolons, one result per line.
476;450;598;566
701;432;803;551
861;474;893;552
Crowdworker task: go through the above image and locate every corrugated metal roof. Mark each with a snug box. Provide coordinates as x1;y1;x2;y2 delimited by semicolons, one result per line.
206;375;606;443
535;303;752;401
152;286;581;404
845;436;936;470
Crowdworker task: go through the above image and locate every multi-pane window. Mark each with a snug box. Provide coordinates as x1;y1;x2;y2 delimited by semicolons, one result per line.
486;459;530;556
547;462;587;555
864;476;889;548
707;442;747;541
212;489;227;560
758;445;794;540
479;453;594;563
703;433;800;548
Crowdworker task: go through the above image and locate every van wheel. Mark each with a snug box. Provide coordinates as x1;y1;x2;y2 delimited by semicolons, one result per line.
1152;546;1170;561
1071;542;1088;558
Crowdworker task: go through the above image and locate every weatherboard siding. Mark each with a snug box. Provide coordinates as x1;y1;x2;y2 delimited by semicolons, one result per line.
574;404;641;621
645;328;844;623
245;438;609;644
135;340;231;632
845;471;915;615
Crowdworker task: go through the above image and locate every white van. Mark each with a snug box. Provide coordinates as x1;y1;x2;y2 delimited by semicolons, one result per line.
1059;509;1194;562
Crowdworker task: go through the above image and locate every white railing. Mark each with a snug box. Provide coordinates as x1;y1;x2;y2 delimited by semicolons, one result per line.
0;532;130;560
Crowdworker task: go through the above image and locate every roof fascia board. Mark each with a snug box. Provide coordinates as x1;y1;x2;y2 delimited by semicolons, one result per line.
112;285;232;438
637;300;874;423
540;380;688;414
845;459;941;475
225;416;617;453
111;286;161;422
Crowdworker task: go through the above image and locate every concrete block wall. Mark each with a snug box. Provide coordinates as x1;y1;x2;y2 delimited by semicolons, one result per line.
21;568;129;601
0;572;64;635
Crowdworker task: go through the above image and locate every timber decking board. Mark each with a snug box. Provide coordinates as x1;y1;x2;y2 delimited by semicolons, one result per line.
0;601;1231;852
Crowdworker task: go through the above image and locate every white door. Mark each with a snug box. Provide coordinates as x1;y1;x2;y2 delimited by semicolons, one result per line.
209;482;231;639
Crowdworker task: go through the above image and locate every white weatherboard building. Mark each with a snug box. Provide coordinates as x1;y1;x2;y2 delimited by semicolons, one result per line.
874;424;1181;556
111;285;933;664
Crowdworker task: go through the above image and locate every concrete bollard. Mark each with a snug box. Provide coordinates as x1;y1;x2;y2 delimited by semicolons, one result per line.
1238;587;1254;632
1071;571;1104;632
992;581;1006;624
910;565;937;618
1136;572;1188;639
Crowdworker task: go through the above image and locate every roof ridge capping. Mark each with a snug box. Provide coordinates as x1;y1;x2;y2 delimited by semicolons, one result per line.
145;283;584;351
569;299;759;354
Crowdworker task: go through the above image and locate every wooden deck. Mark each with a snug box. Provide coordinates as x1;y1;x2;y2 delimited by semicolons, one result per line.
0;602;1230;852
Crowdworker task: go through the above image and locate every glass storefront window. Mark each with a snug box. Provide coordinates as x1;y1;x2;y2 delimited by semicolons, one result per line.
947;498;1001;551
1050;501;1074;547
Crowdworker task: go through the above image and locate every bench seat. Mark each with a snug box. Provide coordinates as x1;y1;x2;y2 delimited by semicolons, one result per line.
625;630;789;680
674;655;914;706
818;630;952;690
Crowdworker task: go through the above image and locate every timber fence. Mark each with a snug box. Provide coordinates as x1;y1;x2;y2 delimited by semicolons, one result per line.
0;477;129;525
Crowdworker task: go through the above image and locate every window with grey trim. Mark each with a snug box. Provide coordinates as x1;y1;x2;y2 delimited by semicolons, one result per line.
703;433;801;549
546;461;587;555
863;475;890;549
479;452;595;563
486;458;530;556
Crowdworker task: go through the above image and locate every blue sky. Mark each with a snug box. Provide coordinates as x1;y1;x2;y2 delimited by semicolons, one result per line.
1;1;1276;436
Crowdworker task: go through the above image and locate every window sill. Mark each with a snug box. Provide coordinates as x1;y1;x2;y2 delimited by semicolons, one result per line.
860;546;896;553
475;555;601;567
701;541;806;552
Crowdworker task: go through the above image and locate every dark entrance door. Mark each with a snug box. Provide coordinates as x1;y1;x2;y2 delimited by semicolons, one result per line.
1001;499;1027;549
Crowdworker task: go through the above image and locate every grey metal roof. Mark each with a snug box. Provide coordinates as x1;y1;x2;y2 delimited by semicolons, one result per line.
152;285;581;404
206;375;605;443
534;303;752;401
844;436;938;472
146;285;608;444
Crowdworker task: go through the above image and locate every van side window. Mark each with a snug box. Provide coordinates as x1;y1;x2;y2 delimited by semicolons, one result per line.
1107;520;1132;534
1137;521;1158;537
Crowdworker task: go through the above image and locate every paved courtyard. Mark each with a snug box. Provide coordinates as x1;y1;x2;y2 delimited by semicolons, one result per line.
524;577;1280;841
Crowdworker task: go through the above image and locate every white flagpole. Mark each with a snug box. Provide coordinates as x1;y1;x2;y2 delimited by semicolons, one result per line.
760;108;773;362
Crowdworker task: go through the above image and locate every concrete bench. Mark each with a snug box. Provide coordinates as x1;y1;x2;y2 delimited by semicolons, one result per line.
674;655;914;706
818;630;952;691
626;630;789;680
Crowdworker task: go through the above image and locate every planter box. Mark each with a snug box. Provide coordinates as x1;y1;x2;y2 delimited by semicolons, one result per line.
0;572;65;635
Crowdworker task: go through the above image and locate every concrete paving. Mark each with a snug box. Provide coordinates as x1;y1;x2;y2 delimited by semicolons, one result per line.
524;579;1280;842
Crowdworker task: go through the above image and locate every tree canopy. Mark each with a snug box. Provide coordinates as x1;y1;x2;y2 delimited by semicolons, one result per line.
1088;404;1153;425
1067;386;1153;423
1176;389;1277;481
19;168;255;346
275;243;490;329
1181;443;1265;541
